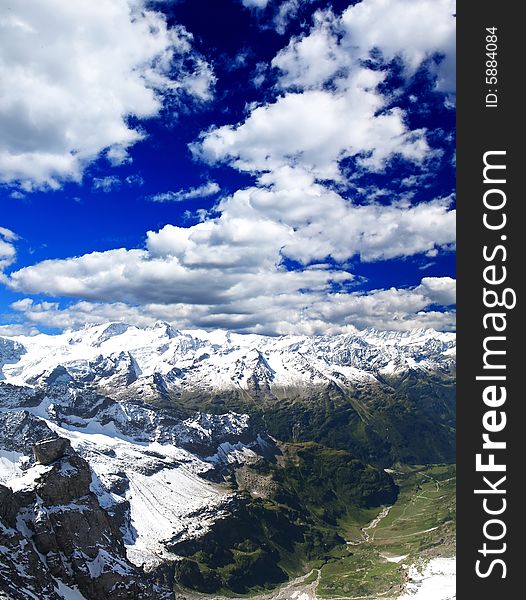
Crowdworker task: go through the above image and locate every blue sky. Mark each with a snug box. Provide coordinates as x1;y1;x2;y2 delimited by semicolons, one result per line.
0;0;456;336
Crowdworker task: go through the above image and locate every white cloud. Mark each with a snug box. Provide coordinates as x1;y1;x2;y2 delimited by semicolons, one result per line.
10;277;455;335
4;172;455;330
417;276;456;306
0;0;215;190
0;323;40;337
218;170;455;264
272;9;345;88
92;176;121;193
0;227;18;271
149;181;220;203
6;166;454;287
193;1;454;181
240;0;317;34
92;174;145;192
340;0;456;93
252;62;268;87
273;0;455;92
241;0;270;9
194;69;430;179
125;174;145;187
0;227;18;242
273;0;316;35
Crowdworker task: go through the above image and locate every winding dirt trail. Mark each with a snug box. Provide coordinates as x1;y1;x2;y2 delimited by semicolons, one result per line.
347;505;393;546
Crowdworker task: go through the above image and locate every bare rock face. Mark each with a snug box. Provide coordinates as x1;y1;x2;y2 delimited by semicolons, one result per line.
0;410;58;456
0;439;173;600
0;483;63;600
33;436;71;465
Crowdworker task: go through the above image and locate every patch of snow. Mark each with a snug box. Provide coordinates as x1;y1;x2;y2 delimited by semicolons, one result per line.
46;503;89;514
0;448;24;483
398;557;456;599
86;549;131;578
382;554;408;563
42;421;232;569
207;441;258;465
17;588;40;600
53;579;88;600
7;463;52;492
124;447;229;568
290;593;310;600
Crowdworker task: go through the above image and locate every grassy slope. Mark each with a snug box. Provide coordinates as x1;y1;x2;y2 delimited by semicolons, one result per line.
317;464;456;599
167;373;456;468
168;443;398;594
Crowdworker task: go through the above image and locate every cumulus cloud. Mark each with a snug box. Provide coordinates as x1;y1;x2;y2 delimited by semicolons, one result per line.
417;276;456;306
4;168;455;327
340;0;456;93
194;1;455;181
273;0;455;92
194;70;430;179
149;181;220;203
0;0;215;190
272;9;346;88
0;227;18;272
218;170;455;263
6;165;454;290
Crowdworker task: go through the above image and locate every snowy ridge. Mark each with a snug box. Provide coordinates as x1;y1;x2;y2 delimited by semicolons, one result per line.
0;401;261;570
0;322;455;395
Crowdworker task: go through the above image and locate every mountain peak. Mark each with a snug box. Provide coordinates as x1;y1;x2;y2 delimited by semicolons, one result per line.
0;323;455;393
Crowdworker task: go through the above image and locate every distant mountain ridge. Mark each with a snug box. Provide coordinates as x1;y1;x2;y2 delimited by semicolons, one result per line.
0;322;455;395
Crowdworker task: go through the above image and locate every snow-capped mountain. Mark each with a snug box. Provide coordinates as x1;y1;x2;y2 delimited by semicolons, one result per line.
0;323;455;599
1;322;455;396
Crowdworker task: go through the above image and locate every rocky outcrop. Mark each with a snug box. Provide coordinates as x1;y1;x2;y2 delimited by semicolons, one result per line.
0;438;173;600
0;410;58;457
0;485;63;599
33;436;70;465
0;337;26;376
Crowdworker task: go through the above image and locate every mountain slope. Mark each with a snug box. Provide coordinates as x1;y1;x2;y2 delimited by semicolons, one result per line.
0;437;173;600
0;323;455;597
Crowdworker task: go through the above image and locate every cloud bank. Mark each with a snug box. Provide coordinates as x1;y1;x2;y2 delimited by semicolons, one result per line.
10;276;455;335
1;0;456;335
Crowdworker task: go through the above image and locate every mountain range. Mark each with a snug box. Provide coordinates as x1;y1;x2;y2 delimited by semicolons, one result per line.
0;323;456;599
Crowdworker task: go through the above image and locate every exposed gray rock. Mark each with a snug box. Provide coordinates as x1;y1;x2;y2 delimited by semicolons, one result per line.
0;337;26;377
0;411;58;458
33;436;72;465
0;439;174;600
0;382;42;409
